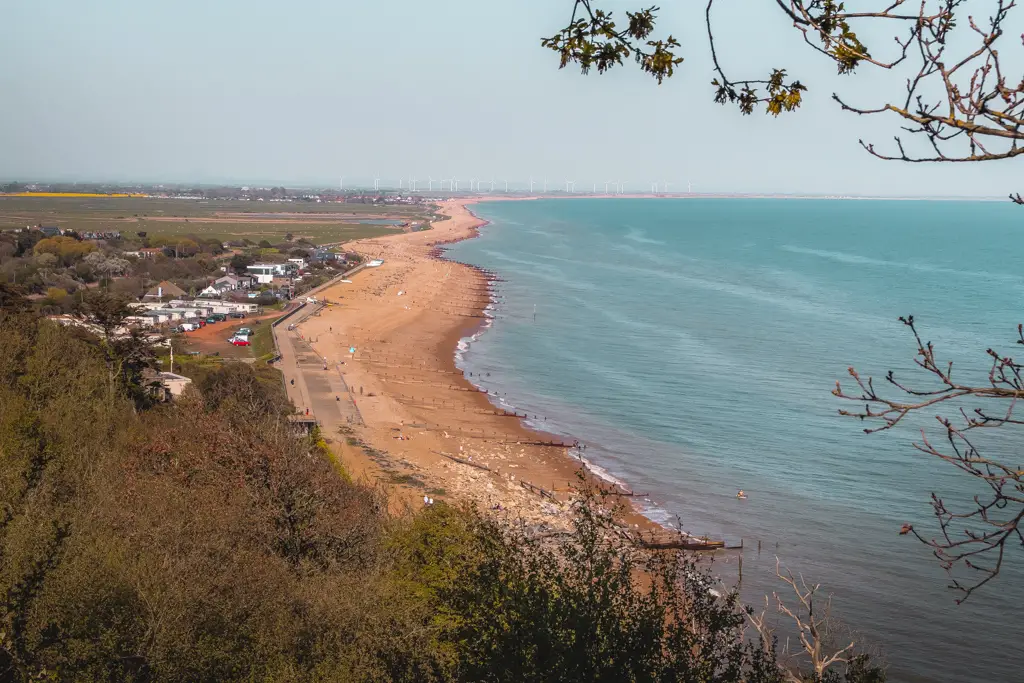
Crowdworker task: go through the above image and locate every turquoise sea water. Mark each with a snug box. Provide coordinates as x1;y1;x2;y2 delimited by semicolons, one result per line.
446;198;1024;683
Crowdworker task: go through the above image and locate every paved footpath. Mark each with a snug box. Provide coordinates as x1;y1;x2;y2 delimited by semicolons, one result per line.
272;303;362;430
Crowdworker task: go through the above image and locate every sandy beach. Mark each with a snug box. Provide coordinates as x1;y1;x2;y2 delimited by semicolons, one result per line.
285;198;670;532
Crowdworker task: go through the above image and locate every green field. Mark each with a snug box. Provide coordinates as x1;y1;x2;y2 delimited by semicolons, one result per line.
0;197;432;244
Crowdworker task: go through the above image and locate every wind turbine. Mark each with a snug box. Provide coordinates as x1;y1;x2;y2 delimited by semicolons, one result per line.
529;177;535;193
651;182;658;194
687;180;693;193
340;176;344;192
428;176;434;192
543;178;547;193
411;178;417;192
504;180;508;192
453;177;460;192
604;181;610;193
663;181;672;194
373;174;380;192
490;178;495;192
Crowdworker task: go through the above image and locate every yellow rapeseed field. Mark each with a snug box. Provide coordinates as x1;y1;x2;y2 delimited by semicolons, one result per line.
0;192;150;198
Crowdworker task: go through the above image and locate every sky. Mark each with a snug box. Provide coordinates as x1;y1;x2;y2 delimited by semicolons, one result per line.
1;0;1019;197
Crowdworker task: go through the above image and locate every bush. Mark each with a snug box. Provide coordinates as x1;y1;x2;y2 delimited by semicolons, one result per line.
0;304;883;683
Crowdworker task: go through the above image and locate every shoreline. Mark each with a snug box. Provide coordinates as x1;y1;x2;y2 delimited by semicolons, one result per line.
291;197;690;538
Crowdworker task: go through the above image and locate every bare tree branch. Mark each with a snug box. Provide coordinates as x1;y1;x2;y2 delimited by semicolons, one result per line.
747;559;874;681
835;316;1024;601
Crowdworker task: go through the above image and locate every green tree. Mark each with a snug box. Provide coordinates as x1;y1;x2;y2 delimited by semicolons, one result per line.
229;253;255;273
33;236;96;266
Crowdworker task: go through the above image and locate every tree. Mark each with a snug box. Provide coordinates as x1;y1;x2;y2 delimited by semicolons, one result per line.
83;251;131;281
229;253;255;273
835;316;1024;601
547;0;1024;601
285;232;294;241
544;0;1024;199
390;484;882;682
75;290;155;405
33;236;96;266
0;282;32;312
258;239;273;249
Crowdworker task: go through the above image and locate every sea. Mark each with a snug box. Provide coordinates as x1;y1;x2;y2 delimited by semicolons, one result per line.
445;198;1024;683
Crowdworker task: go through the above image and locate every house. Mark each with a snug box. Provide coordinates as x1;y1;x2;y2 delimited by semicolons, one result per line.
287;414;319;437
38;225;61;238
142;281;187;301
215;274;254;290
168;298;259;315
124;315;156;328
137;311;172;325
166;300;216;316
310;248;337;263
247;263;295;284
198;284;225;298
138;248;164;259
144;370;193;401
287;257;307;271
157;372;192;398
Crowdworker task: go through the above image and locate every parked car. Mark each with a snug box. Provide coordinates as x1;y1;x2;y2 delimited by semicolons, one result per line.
230;337;251;346
229;312;247;319
180;323;198;332
237;327;253;337
211;313;227;322
197;320;206;328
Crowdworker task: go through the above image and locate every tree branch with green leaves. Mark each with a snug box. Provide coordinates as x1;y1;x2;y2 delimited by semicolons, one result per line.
544;0;1024;197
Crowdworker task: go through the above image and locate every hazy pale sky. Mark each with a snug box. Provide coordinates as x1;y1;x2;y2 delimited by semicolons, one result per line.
1;0;1017;196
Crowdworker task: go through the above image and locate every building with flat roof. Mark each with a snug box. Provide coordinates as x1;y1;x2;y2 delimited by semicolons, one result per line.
247;263;295;284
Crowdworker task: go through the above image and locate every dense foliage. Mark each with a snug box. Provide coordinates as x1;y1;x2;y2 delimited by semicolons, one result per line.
0;291;883;681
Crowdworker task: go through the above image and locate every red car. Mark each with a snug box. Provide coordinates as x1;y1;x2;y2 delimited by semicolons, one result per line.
230;337;251;346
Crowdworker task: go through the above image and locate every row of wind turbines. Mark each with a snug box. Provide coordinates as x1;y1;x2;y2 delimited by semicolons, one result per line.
339;176;694;194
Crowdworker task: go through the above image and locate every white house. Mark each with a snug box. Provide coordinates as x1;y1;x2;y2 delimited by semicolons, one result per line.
166;300;215;316
216;274;255;290
168;299;261;315
247;263;294;284
287;257;307;271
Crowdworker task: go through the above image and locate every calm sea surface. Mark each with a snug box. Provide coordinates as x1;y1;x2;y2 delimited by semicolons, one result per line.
446;198;1024;683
